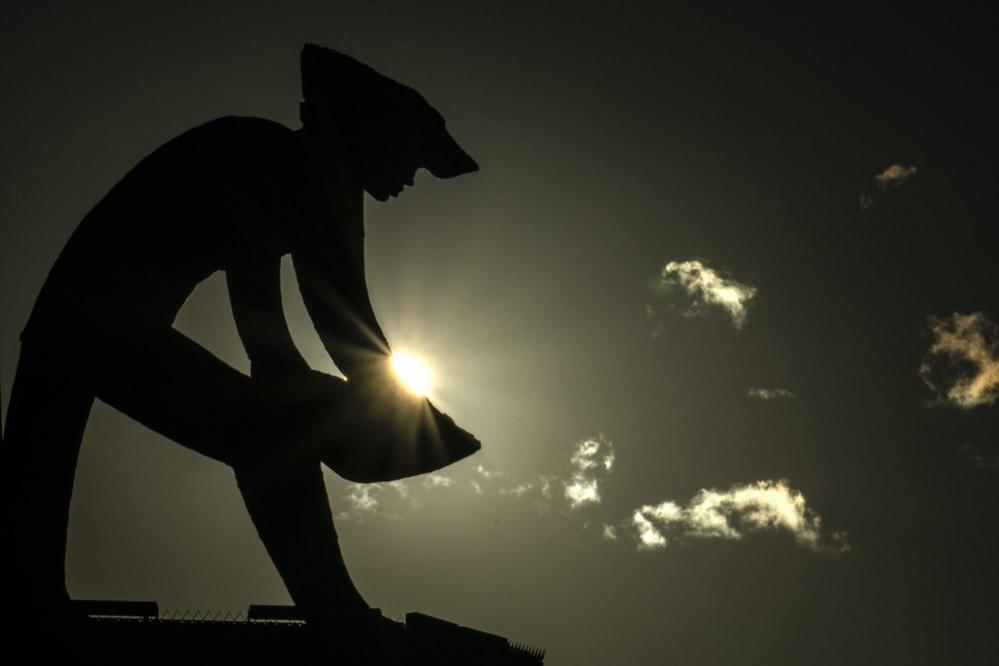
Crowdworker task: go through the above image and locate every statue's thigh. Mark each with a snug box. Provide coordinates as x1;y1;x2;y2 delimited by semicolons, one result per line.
83;325;261;465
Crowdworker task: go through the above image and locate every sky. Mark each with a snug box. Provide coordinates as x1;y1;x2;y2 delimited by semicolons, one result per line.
2;2;998;664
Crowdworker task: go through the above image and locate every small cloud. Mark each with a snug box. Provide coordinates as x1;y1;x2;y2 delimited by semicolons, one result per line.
859;164;917;210
422;474;455;489
874;164;917;190
469;480;484;494
335;484;385;522
656;260;757;329
563;436;616;509
920;312;999;409
602;524;619;541
345;484;380;512
747;387;795;400
387;480;409;498
538;476;553;499
629;480;847;554
498;483;534;497
958;442;999;471
476;465;503;480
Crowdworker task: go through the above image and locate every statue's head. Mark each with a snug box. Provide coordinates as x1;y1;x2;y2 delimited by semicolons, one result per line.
299;44;478;201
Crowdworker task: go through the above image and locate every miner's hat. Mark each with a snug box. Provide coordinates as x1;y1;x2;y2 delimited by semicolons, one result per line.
300;44;478;179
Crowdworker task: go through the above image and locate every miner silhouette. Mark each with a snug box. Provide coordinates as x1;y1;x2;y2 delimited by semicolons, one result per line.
1;44;480;628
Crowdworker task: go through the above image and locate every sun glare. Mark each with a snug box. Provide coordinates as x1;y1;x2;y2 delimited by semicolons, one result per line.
391;352;432;397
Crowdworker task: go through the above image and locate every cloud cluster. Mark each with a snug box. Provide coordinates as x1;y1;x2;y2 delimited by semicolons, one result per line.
332;437;846;558
563;436;616;509
628;480;847;554
747;387;795;400
657;260;757;329
920;312;999;409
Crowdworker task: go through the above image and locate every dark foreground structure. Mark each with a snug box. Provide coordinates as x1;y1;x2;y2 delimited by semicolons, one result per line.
58;600;544;664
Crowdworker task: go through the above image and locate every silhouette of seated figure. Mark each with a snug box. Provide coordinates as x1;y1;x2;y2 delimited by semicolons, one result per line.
1;44;479;628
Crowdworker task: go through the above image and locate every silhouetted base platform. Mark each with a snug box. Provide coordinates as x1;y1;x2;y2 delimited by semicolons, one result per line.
20;600;544;665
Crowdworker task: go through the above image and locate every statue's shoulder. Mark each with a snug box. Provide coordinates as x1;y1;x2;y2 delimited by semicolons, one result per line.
169;116;296;152
124;116;299;186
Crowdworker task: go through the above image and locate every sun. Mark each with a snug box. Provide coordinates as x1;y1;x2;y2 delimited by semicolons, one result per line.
391;352;432;397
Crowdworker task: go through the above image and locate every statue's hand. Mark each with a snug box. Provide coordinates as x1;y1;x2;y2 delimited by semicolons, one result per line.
425;401;481;452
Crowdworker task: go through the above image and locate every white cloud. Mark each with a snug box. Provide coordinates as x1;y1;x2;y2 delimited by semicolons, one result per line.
632;510;667;550
469;480;484;494
344;484;380;512
476;465;503;480
422;474;455;489
563;436;616;509
921;312;999;409
602;524;619;541
659;260;757;329
334;483;387;522
499;483;534;497
874;164;917;190
387;480;409;498
565;479;600;507
747;387;795;400
629;480;847;554
539;476;553;499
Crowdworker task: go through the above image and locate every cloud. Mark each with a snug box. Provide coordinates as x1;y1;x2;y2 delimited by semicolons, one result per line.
476;465;503;480
874;164;917;190
628;480;847;554
602;524;619;541
563;436;616;509
387;480;409;498
422;474;455;489
334;483;388;522
345;484;380;512
538;476;553;499
657;260;757;329
632;510;668;550
920;312;999;408
499;483;535;497
858;164;917;210
958;442;999;471
747;387;795;400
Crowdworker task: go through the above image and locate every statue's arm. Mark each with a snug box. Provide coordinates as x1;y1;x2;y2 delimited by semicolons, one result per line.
290;223;391;381
227;253;309;378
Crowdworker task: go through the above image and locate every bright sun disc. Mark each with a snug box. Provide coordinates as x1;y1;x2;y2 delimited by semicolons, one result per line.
391;352;432;397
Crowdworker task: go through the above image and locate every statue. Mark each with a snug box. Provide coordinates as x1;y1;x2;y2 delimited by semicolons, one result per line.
1;44;481;633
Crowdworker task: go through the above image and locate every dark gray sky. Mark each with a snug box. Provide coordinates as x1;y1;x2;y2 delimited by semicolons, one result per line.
2;2;998;664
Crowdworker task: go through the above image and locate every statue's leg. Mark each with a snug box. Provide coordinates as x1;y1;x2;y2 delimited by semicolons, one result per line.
81;325;286;466
233;461;369;619
73;325;368;617
1;341;95;618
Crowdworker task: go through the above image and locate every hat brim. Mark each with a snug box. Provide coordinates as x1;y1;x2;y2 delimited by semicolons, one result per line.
424;129;479;179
